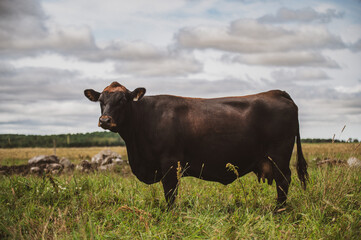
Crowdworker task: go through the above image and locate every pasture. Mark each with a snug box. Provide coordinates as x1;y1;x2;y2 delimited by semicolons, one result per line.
0;143;360;239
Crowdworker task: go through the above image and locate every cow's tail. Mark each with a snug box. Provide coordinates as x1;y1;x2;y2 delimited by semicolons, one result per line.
296;124;308;190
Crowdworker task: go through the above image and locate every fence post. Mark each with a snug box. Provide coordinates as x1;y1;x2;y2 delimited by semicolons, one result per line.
53;139;56;155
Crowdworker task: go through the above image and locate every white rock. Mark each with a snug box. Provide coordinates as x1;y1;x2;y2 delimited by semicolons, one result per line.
114;158;124;165
46;163;63;174
347;157;361;168
30;167;41;174
101;156;113;166
75;165;83;171
91;149;122;165
59;157;74;169
99;163;115;171
28;155;58;165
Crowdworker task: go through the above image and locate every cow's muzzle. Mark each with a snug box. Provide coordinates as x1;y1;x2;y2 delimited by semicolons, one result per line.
98;115;117;129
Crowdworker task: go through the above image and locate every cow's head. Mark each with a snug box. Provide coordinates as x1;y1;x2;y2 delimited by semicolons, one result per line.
84;82;146;131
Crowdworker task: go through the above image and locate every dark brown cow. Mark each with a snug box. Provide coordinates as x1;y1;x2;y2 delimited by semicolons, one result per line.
84;82;308;207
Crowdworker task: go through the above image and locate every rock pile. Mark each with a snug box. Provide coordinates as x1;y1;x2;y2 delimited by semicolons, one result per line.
316;157;361;168
75;160;97;173
28;155;75;174
0;149;127;175
0;155;74;175
76;149;127;172
316;158;346;167
93;149;126;170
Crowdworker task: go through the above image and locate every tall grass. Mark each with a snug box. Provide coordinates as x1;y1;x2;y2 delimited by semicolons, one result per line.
0;167;360;239
0;144;360;239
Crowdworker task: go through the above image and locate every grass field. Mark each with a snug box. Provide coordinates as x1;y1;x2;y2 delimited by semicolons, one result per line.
0;143;360;239
0;146;128;166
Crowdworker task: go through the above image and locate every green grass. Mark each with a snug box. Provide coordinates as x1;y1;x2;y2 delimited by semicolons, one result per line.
0;165;360;239
0;143;360;239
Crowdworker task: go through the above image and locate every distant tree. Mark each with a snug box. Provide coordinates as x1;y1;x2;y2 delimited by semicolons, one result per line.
0;132;125;148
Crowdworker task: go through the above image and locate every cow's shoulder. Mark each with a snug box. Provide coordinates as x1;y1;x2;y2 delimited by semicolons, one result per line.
260;89;293;101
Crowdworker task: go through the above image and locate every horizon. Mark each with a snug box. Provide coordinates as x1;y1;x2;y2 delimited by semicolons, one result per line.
1;130;358;142
0;0;360;140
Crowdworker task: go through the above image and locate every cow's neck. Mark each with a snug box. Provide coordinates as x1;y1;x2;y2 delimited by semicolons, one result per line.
117;100;161;183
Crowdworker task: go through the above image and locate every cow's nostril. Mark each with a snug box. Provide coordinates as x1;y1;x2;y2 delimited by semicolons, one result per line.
99;116;111;125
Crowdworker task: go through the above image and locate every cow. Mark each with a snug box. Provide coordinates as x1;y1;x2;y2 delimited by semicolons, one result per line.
84;81;308;207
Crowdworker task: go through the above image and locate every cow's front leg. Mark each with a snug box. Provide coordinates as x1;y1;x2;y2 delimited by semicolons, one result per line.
161;164;178;207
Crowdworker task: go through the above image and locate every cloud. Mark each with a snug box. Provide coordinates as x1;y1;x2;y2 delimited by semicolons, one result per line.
141;78;255;97
0;100;98;134
113;54;202;77
176;19;346;53
0;0;201;77
0;0;96;58
0;62;14;76
271;68;330;82
81;41;163;62
0;0;46;37
0;63;107;134
299;97;361;125
80;41;203;77
258;7;344;23
0;64;83;102
335;85;361;94
114;58;201;77
350;38;361;52
176;18;346;68
227;51;340;68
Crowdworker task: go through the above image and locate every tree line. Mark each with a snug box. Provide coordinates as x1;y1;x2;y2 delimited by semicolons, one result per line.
301;138;359;143
0;132;125;148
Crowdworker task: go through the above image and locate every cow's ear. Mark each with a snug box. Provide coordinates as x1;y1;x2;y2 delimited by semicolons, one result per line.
84;89;100;102
131;88;146;101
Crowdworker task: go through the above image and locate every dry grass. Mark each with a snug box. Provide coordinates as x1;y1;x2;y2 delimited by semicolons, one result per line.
302;143;361;159
0;146;127;166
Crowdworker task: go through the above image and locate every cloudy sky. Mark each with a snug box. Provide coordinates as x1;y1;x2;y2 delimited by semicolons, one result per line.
0;0;360;140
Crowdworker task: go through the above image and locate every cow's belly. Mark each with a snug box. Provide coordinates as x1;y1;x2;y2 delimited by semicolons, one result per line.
182;135;264;185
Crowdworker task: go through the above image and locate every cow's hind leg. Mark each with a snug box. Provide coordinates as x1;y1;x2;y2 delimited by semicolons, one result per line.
267;138;294;207
274;165;291;206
